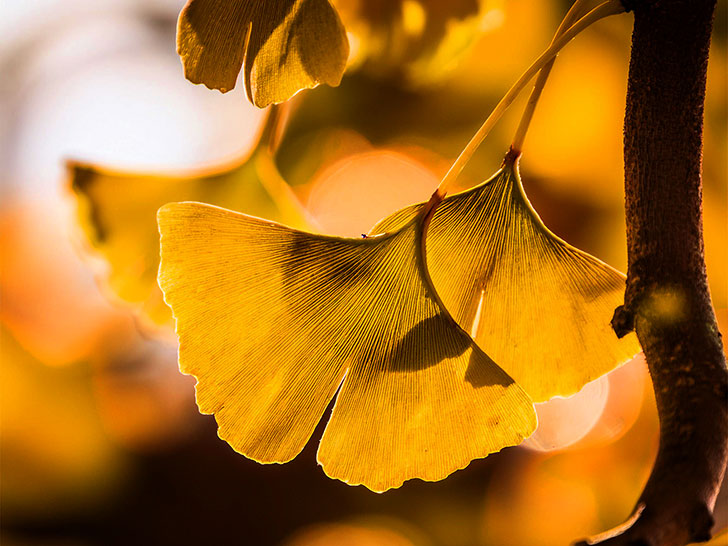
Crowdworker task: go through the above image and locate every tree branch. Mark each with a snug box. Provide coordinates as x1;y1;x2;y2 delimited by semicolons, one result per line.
576;1;728;545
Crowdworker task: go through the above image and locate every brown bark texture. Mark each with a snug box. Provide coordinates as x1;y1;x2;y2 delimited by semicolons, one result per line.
578;0;728;545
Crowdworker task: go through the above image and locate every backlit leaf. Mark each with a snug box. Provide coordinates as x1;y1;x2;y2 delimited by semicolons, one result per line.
335;0;494;83
372;158;641;402
178;0;349;107
157;201;536;492
69;147;313;326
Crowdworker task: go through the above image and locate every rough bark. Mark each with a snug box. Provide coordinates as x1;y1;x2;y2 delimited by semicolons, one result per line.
576;1;728;545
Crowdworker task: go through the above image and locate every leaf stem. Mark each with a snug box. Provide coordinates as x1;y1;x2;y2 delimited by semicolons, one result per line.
257;102;293;155
435;0;625;196
576;0;727;543
510;0;593;154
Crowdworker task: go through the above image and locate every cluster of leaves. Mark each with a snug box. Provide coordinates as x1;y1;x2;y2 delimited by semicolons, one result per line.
177;0;496;106
69;0;639;492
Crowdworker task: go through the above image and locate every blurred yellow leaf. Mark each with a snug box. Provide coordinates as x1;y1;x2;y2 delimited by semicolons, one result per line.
157;201;536;492
178;0;349;107
69;133;313;326
372;158;641;402
0;203;123;365
336;0;501;83
0;325;122;517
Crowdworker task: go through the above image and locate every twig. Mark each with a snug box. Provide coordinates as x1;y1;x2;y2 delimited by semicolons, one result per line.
435;0;625;195
576;1;728;544
510;0;592;154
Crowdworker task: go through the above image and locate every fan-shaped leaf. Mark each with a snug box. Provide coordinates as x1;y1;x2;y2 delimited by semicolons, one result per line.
68;149;312;325
157;201;536;492
372;158;641;402
335;0;487;83
178;0;349;107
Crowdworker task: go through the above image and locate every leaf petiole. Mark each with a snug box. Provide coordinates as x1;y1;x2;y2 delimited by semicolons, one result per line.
256;101;294;155
435;0;626;197
510;0;594;154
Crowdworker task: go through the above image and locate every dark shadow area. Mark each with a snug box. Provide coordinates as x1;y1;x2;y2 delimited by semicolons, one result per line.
290;0;346;80
388;313;469;373
464;349;513;389
388;314;512;389
247;0;346;86
246;0;297;73
68;163;109;243
281;231;371;297
0;399;517;546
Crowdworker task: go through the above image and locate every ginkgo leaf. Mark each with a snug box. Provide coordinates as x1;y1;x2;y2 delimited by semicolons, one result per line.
372;157;641;403
335;0;487;83
69;147;313;326
178;0;349;107
157;200;536;492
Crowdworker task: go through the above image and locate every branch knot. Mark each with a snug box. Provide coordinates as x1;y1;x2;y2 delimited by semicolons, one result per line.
611;305;635;338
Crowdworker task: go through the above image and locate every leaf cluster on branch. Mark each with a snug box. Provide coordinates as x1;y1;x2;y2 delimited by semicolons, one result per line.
66;0;727;544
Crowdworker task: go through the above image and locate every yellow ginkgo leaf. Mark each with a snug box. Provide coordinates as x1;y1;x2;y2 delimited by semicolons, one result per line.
335;0;490;83
372;156;641;402
178;0;349;107
69;140;313;326
157;200;536;492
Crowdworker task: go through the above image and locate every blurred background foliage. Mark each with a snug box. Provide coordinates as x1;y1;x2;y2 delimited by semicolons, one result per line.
1;0;726;544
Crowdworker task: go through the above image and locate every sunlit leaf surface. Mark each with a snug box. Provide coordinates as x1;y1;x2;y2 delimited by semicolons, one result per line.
158;201;536;492
178;0;349;107
372;159;641;402
69;148;312;325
